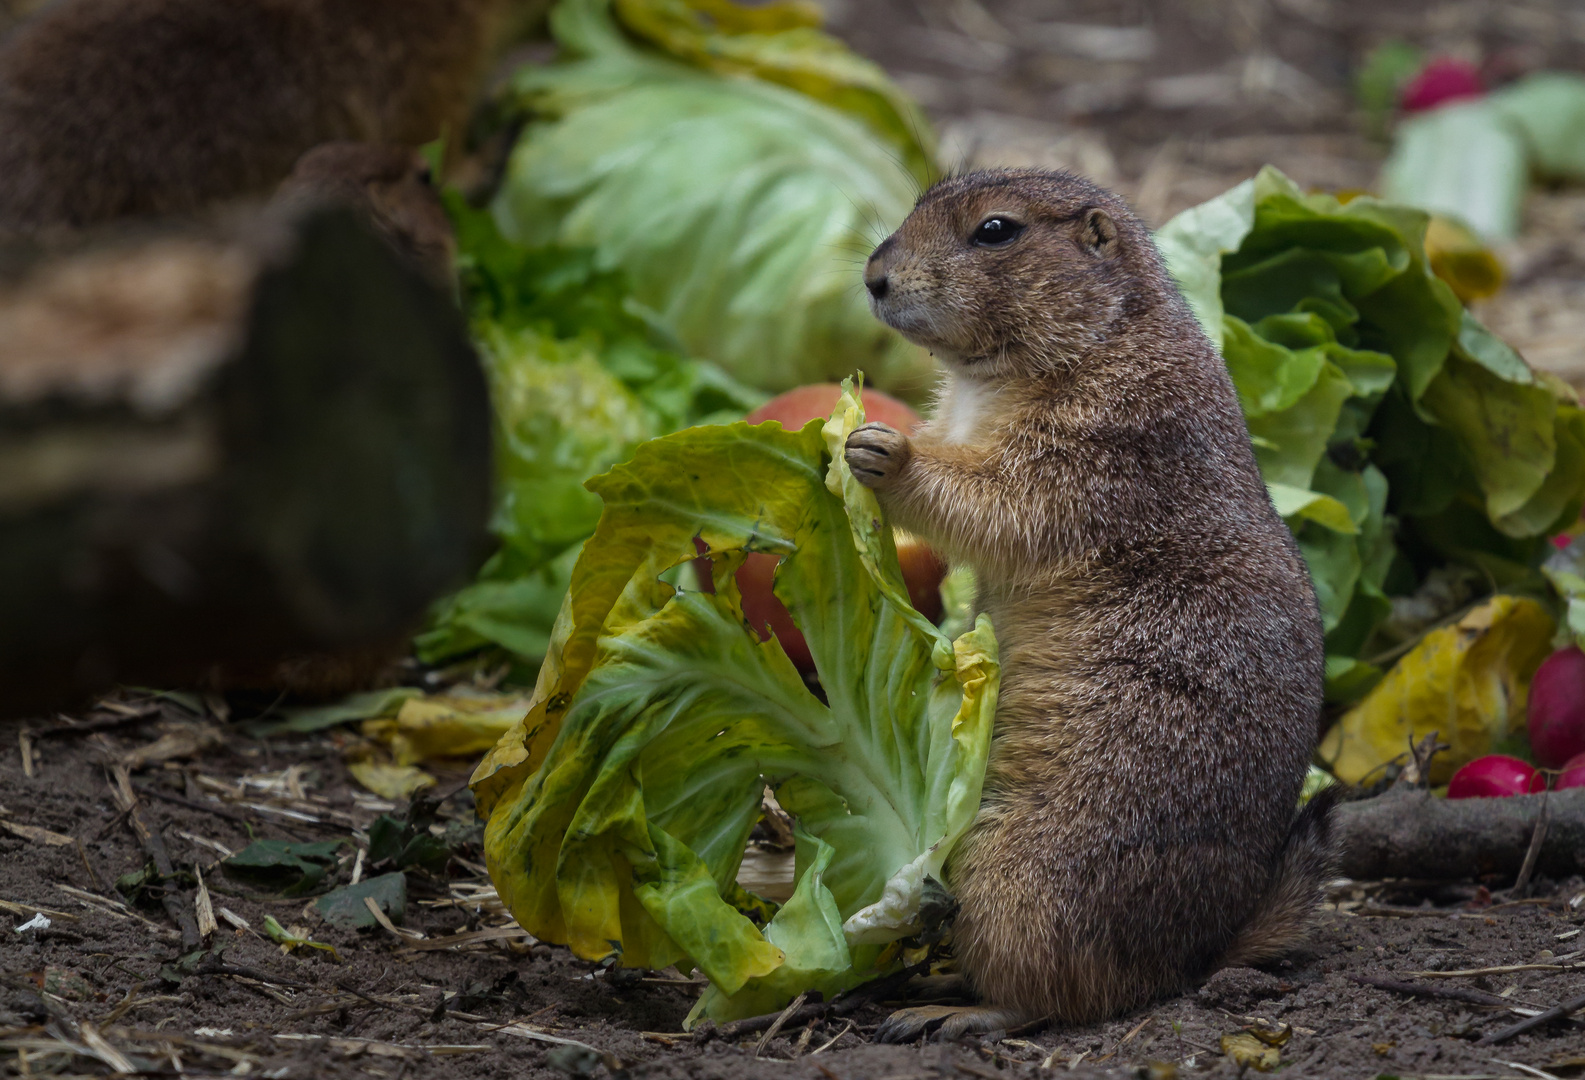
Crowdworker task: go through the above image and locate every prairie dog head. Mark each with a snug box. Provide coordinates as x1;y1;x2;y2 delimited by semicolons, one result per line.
863;169;1165;379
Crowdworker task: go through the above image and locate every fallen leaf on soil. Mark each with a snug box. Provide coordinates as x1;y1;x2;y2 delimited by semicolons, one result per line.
1220;1032;1281;1071
362;692;532;766
316;872;407;930
223;839;345;896
1318;595;1555;785
348;760;436;800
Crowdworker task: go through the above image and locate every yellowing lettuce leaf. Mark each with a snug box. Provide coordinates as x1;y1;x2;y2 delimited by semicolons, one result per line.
1316;595;1555;785
472;382;996;1024
362;692;534;767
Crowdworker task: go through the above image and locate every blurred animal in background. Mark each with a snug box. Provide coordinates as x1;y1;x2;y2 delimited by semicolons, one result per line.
0;0;513;237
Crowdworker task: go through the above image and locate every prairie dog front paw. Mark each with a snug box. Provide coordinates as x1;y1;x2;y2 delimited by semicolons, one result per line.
845;422;911;489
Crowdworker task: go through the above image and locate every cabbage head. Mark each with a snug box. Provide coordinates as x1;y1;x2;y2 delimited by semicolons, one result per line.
491;0;937;398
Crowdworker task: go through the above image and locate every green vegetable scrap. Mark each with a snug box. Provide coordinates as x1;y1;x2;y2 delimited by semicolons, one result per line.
490;0;937;398
471;383;997;1024
1381;72;1585;242
1157;167;1585;705
417;196;762;670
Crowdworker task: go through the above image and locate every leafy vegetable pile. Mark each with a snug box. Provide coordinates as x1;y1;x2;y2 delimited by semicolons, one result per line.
1157;167;1583;778
421;0;945;671
470;384;998;1024
491;0;937;397
416;199;762;671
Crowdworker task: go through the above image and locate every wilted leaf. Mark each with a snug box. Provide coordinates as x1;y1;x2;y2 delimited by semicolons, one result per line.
1221;1032;1282;1071
222;840;344;897
367;814;450;874
1424;215;1504;302
347;761;437;801
362;692;532;766
1317;595;1555;785
316;873;408;930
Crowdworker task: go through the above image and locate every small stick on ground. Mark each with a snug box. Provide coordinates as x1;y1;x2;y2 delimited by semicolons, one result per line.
1476;990;1585;1046
108;766;201;952
1349;975;1523;1009
755;990;809;1056
135;783;310;841
1511;789;1550;898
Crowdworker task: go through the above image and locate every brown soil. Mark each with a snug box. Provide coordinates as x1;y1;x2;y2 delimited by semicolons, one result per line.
3;706;1584;1080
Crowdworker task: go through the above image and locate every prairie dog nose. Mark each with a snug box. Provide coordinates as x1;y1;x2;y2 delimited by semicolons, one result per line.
865;270;889;299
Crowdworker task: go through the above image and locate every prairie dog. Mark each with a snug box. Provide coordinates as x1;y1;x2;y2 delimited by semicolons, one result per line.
845;169;1334;1038
0;0;508;235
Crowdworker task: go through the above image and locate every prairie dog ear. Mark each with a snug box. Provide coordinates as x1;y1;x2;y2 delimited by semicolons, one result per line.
1079;208;1120;256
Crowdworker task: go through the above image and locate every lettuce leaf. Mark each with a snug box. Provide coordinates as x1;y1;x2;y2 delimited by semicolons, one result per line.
490;0;937;398
416;197;763;670
1157;166;1585;704
471;382;997;1023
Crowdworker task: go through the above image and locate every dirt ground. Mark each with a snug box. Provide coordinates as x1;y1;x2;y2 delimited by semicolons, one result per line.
8;2;1585;1079
2;705;1584;1079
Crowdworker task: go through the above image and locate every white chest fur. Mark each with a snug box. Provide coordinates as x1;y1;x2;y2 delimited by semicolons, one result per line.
937;376;996;445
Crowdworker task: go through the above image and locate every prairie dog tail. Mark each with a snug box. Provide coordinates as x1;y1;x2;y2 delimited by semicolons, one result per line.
1219;786;1341;968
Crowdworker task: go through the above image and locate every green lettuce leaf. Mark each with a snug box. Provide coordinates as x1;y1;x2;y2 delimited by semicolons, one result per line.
490;0;936;398
472;383;997;1024
417;198;763;669
1157;166;1585;701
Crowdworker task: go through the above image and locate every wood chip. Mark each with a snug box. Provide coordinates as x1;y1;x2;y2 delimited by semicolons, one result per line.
0;820;75;846
193;865;218;939
219;907;252;933
176;830;234;859
398;924;532;952
78;1021;136;1074
0;898;79;921
18;731;34;779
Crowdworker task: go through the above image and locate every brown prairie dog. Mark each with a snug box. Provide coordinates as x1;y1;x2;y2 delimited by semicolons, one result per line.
844;169;1335;1039
0;0;509;235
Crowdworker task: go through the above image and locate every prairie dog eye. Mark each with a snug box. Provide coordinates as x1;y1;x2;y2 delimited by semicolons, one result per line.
972;217;1024;246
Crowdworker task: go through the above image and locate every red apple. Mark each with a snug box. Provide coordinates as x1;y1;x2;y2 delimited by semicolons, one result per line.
1527;646;1585;768
745;383;923;436
1557;751;1585;791
1446;754;1543;799
696;385;949;671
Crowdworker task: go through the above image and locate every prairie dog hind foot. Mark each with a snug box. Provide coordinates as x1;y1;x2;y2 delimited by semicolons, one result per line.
873;1004;1031;1044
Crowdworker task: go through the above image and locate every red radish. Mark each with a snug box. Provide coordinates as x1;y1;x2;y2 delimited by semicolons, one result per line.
1400;58;1484;113
698;384;949;671
1447;754;1543;798
1557;751;1585;791
1526;646;1585;768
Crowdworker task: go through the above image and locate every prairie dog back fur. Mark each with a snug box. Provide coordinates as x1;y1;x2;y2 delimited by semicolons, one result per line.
844;169;1335;1037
